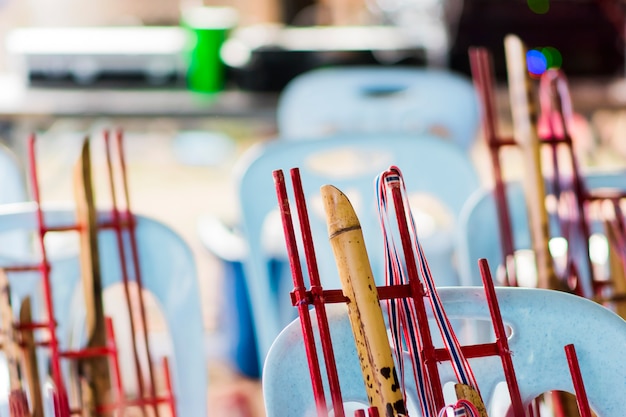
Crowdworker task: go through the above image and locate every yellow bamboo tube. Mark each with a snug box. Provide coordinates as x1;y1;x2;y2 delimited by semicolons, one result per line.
20;297;43;417
455;383;489;417
504;34;566;292
321;185;406;417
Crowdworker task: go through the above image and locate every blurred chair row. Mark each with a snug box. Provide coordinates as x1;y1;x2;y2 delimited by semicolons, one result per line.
0;143;207;417
458;171;626;290
0;64;624;417
202;64;626;394
245;67;626;417
276;66;480;151
199;65;484;378
264;286;626;417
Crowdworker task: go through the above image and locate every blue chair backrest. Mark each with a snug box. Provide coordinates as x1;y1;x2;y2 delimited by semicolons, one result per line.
263;286;626;417
456;169;626;294
0;143;28;256
0;202;207;417
276;66;481;151
236;133;481;368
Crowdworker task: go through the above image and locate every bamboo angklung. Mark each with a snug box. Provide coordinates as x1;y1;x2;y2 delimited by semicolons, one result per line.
19;133;177;416
321;184;406;417
274;168;526;417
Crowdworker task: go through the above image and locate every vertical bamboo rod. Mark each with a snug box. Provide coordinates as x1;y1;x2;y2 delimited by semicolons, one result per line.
273;170;328;416
321;185;406;417
504;34;565;292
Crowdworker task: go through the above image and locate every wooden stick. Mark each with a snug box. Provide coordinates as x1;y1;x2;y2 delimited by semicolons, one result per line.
113;130;159;416
73;138;112;416
19;297;43;417
321;185;406;417
455;384;489;417
504;34;566;292
103;130;150;417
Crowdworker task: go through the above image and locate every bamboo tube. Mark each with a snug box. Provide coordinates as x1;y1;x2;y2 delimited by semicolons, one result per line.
504;34;567;292
505;35;581;416
73;138;112;416
19;297;43;417
455;384;489;417
321;185;406;417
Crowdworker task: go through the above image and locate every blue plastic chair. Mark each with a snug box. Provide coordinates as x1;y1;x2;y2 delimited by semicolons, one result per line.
276;66;481;151
0;202;207;417
0;143;28;256
0;144;29;410
236;133;481;372
0;143;26;203
456;170;626;294
263;286;626;417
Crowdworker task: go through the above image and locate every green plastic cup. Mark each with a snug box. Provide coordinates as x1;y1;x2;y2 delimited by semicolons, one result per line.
181;6;238;93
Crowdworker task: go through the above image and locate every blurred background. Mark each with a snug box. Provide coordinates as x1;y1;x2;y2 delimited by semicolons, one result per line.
0;0;626;416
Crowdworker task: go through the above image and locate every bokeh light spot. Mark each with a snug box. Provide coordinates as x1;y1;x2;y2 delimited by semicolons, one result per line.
541;46;562;69
528;0;549;13
526;49;547;75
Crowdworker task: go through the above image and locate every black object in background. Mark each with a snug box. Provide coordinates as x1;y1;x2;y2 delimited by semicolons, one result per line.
449;0;625;79
280;0;316;25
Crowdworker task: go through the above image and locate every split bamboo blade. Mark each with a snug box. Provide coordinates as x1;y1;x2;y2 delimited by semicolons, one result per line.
73;138;113;416
321;185;406;417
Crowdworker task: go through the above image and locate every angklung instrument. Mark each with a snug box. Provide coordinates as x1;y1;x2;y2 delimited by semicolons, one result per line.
271;166;598;417
0;131;177;417
469;34;626;416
